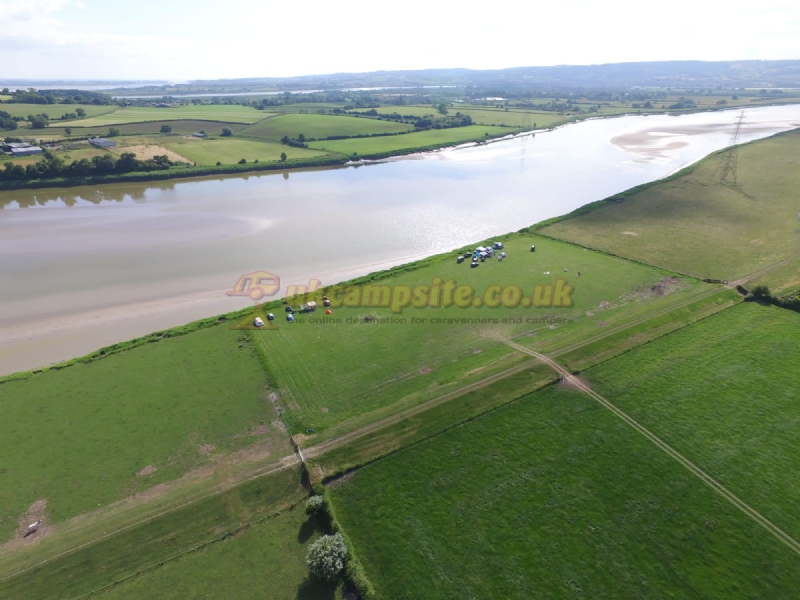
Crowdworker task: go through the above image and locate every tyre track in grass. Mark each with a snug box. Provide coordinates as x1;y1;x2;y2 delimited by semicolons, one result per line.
503;339;800;557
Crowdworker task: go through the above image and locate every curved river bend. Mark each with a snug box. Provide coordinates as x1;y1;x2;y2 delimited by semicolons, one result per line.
2;105;800;374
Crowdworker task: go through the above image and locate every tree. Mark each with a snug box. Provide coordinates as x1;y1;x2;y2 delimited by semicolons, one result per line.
437;102;448;115
280;152;287;162
306;533;347;581
64;127;72;136
108;127;120;137
280;135;290;144
305;495;324;515
221;127;233;137
76;108;86;117
238;158;246;164
297;133;306;142
160;124;172;133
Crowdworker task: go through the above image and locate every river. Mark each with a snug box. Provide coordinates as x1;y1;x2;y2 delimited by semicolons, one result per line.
2;105;799;375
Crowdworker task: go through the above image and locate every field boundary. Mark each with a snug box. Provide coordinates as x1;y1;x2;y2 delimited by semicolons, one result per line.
503;339;800;557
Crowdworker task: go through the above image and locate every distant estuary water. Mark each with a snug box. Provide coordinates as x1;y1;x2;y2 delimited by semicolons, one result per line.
2;104;800;374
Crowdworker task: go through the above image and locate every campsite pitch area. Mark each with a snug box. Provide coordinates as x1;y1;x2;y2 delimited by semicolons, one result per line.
584;301;800;541
329;383;800;600
254;234;713;440
540;129;800;282
0;325;289;544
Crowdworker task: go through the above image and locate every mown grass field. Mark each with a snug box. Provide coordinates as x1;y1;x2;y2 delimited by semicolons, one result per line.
540;129;800;281
95;504;335;600
238;113;413;140
0;325;287;543
353;106;439;118
0;466;310;599
307;125;514;156
330;383;800;600
161;137;330;165
584;301;800;540
67;105;267;126
255;234;708;438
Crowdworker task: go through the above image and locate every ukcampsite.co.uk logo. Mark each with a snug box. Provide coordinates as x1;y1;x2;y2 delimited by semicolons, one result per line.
322;278;574;313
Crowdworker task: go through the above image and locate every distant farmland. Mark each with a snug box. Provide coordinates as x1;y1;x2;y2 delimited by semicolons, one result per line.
238;113;414;139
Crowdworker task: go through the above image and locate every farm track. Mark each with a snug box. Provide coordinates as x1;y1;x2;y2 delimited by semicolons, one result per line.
730;251;800;287
503;339;800;557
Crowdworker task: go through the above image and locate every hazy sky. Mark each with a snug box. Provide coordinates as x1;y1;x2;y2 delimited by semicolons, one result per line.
1;0;799;81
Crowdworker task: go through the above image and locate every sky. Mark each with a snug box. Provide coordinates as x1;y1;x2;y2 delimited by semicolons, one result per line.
1;0;799;81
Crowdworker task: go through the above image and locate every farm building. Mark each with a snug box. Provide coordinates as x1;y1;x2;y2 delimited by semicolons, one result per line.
89;138;117;148
192;132;208;138
10;146;43;157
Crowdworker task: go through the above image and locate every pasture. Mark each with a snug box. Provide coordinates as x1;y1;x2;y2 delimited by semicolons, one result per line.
540;129;800;281
0;325;288;543
66;105;267;126
455;107;565;129
330;383;800;599
0;103;115;120
353;106;439;118
254;234;707;439
585;301;800;540
238;113;414;140
44;119;249;137
161;137;330;165
95;506;335;600
0;466;309;599
307;125;514;157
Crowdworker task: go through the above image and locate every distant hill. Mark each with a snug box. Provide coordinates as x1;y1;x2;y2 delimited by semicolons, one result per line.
188;60;800;91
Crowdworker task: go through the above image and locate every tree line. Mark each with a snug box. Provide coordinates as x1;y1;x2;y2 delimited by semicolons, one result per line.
1;150;180;182
1;88;113;105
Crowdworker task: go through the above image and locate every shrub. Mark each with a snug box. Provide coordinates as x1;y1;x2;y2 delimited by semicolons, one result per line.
160;124;172;133
280;152;287;162
305;495;324;515
238;158;246;164
221;127;233;137
306;533;348;581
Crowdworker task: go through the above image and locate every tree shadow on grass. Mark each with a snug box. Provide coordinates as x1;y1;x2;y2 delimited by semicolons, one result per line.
298;512;333;544
296;575;337;600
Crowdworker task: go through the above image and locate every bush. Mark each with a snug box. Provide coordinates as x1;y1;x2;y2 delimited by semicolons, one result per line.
305;495;324;515
280;152;287;162
221;127;233;137
108;127;120;137
751;285;771;298
238;158;246;164
160;124;172;133
306;533;348;581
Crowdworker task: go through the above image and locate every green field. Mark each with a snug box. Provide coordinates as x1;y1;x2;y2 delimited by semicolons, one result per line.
67;105;267;126
44;119;250;137
330;383;800;599
308;125;514;157
0;325;288;543
585;301;800;539
96;504;334;600
0;467;310;599
255;234;709;440
353;106;439;118
540;129;800;281
0;103;115;120
238;113;413;140
455;107;565;128
161;137;330;165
